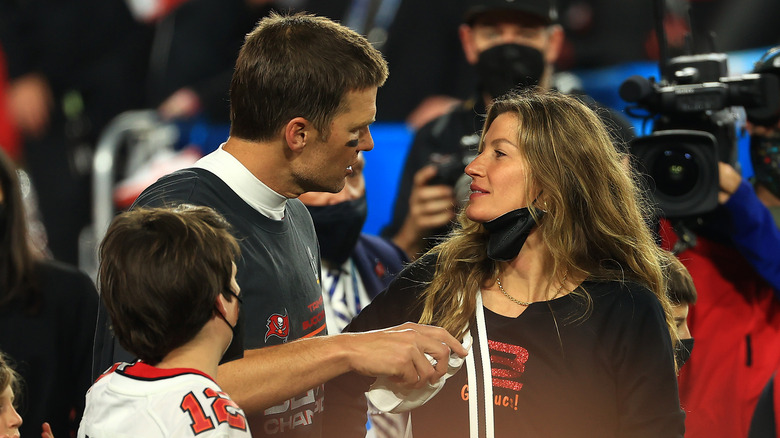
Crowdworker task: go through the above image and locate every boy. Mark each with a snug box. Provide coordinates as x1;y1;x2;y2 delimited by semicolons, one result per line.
79;205;248;437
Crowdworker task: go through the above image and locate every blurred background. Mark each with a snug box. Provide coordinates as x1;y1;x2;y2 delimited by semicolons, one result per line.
1;0;778;258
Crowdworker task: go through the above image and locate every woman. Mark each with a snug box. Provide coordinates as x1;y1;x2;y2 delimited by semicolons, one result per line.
0;351;53;438
0;148;97;438
324;89;685;437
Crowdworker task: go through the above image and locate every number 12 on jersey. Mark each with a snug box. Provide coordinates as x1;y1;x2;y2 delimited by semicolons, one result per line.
180;387;248;435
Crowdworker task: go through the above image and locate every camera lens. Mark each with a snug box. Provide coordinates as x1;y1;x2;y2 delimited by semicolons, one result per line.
629;130;719;218
652;148;700;197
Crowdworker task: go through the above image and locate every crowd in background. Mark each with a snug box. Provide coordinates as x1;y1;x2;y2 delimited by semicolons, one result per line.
0;0;779;437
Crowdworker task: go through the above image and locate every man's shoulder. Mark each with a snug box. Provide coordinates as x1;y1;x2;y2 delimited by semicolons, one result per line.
566;91;636;145
132;168;227;209
417;99;484;139
355;233;408;265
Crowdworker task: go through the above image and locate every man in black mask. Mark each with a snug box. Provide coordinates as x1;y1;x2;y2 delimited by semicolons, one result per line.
381;0;636;260
299;152;410;438
299;152;409;334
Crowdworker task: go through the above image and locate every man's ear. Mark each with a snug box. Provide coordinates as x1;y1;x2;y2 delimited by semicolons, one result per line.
545;24;565;65
284;117;313;152
459;24;479;65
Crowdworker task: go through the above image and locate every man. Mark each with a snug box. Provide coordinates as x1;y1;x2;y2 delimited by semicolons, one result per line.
658;45;780;438
382;0;636;259
80;205;250;437
299;152;408;334
299;152;410;438
92;12;467;438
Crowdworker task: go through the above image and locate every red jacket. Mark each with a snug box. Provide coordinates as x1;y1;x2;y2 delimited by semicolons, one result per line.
661;219;780;438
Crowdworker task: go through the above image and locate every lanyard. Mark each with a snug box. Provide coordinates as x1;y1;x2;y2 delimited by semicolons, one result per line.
465;291;495;438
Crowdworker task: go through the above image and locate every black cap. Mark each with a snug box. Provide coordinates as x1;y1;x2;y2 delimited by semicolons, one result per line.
754;46;780;76
464;0;557;25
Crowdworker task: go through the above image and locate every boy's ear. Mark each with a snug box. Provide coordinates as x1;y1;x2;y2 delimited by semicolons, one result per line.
284;117;314;153
214;294;229;317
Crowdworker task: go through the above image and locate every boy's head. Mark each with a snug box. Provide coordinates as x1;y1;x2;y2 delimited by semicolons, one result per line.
667;255;697;340
98;205;240;365
0;351;22;436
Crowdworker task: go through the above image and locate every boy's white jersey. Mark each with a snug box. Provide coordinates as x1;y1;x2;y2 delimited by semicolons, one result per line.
78;361;251;438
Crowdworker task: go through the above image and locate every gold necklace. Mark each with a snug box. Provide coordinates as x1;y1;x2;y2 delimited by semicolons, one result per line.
496;270;569;307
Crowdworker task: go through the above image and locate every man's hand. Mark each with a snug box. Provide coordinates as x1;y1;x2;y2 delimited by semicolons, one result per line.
345;322;468;388
718;162;742;204
41;422;54;438
392;165;456;259
158;87;202;120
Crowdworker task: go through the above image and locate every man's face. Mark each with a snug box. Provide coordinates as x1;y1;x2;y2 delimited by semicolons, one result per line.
298;152;366;207
297;87;377;194
460;11;558;66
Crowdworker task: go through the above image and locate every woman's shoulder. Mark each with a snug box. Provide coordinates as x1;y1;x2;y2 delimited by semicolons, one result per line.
33;259;97;298
388;252;441;295
583;279;663;313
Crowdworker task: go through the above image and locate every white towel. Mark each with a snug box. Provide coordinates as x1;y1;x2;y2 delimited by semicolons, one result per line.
367;332;473;413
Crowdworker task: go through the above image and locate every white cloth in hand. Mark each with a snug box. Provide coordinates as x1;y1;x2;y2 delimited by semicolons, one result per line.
366;332;473;413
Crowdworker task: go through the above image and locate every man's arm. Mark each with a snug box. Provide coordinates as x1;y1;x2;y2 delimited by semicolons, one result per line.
719;162;780;291
218;322;467;415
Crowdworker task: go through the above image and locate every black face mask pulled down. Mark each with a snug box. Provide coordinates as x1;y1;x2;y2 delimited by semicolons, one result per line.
306;195;368;267
483;207;544;262
675;338;695;368
476;43;546;99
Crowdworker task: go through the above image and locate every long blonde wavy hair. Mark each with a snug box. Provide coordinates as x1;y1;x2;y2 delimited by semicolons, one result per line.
417;89;677;350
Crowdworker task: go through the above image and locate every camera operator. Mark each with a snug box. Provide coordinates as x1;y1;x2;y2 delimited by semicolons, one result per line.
381;0;636;260
656;45;780;438
716;160;780;290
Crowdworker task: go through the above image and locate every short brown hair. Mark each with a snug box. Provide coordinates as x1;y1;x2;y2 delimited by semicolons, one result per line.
667;255;697;305
229;12;388;141
98;205;240;365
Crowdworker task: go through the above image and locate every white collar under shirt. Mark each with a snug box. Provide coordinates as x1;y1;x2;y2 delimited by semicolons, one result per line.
194;143;287;220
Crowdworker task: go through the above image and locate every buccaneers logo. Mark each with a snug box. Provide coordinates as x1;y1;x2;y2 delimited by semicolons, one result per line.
265;313;290;342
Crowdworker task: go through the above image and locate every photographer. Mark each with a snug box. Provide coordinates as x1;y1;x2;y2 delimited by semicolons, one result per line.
653;45;780;438
382;0;635;260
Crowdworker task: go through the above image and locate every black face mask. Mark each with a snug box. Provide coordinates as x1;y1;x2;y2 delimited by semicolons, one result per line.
476;43;546;99
750;134;780;199
675;337;695;368
306;195;368;266
483;207;544;262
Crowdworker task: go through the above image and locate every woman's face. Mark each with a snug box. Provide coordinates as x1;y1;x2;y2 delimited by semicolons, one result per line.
0;384;22;438
465;112;536;223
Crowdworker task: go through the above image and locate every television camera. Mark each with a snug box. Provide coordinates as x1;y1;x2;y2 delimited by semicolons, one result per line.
619;2;780;219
